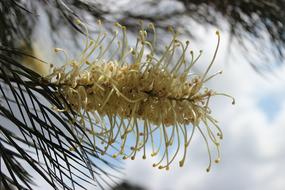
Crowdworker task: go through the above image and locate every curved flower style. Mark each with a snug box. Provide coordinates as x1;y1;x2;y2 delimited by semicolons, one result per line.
46;20;234;171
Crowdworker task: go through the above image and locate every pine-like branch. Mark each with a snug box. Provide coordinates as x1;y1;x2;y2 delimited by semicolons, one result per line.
0;47;120;189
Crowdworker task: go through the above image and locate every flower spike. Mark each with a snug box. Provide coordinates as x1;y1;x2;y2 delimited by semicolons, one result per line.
46;20;234;171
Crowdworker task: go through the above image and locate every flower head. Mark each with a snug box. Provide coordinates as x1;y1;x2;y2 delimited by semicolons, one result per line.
46;19;234;171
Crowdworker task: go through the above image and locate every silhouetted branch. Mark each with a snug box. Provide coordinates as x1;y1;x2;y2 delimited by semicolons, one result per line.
0;47;120;189
1;0;285;69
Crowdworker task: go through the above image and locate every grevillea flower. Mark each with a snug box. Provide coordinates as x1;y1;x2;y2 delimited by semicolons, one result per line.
46;19;234;171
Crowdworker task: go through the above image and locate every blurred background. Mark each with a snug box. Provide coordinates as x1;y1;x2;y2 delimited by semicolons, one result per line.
1;0;285;190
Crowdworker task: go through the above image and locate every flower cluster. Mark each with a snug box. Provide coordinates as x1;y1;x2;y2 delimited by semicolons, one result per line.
46;20;234;171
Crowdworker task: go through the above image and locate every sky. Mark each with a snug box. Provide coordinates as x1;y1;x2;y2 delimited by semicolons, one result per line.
119;27;285;190
27;6;285;190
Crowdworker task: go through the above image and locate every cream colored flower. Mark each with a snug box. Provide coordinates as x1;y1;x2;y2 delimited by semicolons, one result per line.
46;19;234;171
